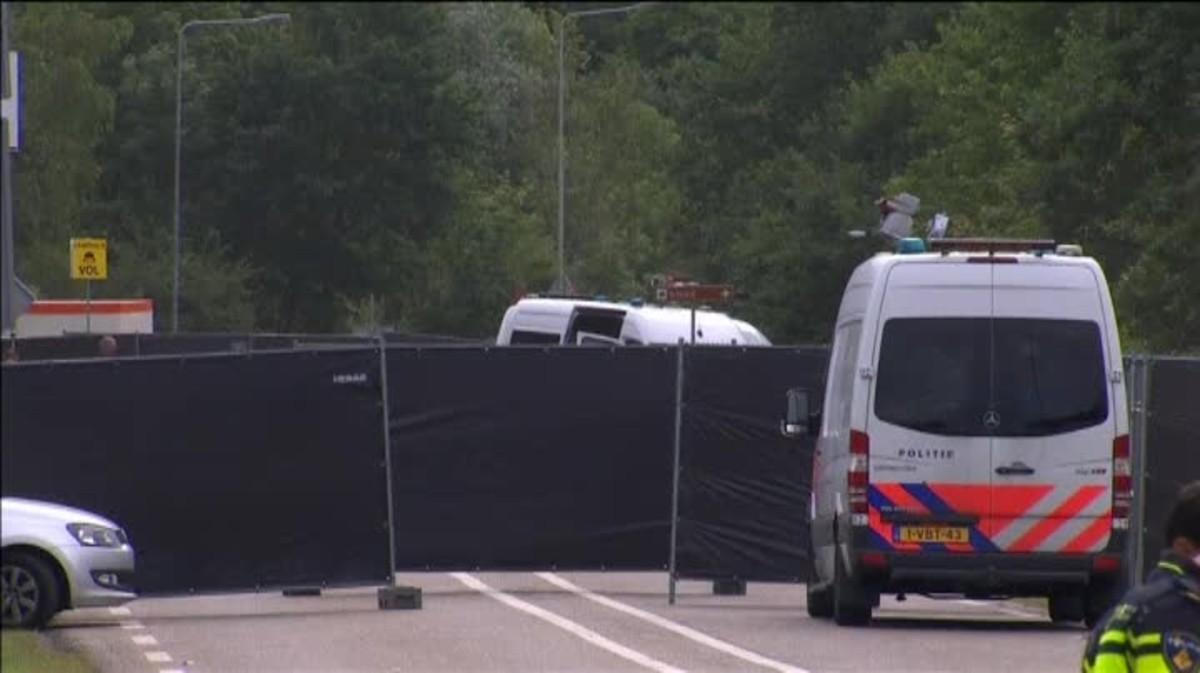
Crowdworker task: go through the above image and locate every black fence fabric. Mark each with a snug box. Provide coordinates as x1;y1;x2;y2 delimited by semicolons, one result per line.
386;346;677;570
3;338;1193;597
1139;358;1200;578
675;347;827;583
1;348;391;594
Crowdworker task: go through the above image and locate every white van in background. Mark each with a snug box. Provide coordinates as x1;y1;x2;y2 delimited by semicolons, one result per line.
496;296;770;346
784;238;1129;627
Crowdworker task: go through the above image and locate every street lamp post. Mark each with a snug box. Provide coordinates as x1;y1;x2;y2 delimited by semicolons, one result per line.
173;13;290;333
556;2;653;294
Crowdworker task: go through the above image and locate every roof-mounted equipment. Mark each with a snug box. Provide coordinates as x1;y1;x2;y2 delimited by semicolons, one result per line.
927;238;1057;255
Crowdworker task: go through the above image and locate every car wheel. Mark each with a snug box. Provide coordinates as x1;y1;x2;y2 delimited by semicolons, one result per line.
832;546;871;626
1;551;62;629
806;582;833;618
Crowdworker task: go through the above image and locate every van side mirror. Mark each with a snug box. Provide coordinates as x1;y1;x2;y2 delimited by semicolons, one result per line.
781;388;819;438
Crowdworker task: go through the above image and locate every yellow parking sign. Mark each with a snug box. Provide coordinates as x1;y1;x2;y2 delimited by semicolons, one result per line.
70;238;108;280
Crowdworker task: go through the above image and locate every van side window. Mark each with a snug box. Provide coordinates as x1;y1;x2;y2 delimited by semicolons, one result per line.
510;330;560;345
827;321;862;435
874;318;1108;437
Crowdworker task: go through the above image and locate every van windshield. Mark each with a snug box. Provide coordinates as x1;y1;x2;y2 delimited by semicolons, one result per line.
875;318;1108;437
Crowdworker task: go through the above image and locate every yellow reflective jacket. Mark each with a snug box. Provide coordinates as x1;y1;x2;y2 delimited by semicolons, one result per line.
1082;552;1200;673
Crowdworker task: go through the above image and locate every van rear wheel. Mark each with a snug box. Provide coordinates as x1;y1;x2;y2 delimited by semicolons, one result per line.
806;582;833;618
832;548;872;626
1083;583;1119;628
1048;590;1085;624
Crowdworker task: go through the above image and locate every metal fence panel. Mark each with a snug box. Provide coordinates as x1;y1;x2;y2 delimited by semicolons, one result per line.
1;348;391;594
385;346;677;570
674;346;828;583
1137;356;1200;580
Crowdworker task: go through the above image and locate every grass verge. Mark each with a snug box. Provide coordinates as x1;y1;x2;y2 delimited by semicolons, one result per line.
0;630;95;673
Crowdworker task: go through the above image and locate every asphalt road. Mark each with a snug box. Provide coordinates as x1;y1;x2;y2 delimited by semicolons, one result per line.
45;572;1089;673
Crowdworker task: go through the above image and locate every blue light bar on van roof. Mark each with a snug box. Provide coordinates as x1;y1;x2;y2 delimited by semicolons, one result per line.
896;237;926;254
927;238;1056;254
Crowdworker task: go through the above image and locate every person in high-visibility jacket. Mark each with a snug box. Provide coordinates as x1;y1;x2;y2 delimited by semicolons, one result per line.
1082;481;1200;673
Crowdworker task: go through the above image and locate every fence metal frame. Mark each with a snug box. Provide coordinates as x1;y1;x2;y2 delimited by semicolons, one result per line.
378;336;398;585
1126;355;1151;587
667;342;686;605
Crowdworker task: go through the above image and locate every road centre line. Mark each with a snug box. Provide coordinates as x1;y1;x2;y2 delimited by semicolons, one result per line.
119;620;145;630
536;572;813;673
108;606;132;616
131;634;159;646
449;572;686;673
145;651;172;663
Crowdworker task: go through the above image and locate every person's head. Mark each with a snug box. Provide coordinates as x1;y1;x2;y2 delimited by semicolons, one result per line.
1165;480;1200;558
98;335;118;357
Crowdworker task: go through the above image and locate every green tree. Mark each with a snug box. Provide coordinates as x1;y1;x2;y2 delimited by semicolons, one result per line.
9;2;1196;349
565;50;682;296
835;2;1199;351
12;3;131;296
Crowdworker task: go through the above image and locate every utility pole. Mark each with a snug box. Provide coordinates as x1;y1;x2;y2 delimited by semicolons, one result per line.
555;2;655;294
172;13;290;332
1;1;15;335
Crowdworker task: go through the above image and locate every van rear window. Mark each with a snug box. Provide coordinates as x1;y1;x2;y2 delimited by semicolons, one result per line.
875;318;1108;437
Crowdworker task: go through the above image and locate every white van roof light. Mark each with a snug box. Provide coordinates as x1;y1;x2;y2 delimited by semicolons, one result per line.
927;238;1057;255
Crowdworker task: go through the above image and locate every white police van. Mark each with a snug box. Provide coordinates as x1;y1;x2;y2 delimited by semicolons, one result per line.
784;238;1129;627
496;296;770;346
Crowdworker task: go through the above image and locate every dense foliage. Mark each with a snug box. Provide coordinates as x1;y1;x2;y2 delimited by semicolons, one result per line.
10;2;1199;351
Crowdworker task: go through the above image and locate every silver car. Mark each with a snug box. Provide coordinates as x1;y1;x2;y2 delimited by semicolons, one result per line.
2;497;137;628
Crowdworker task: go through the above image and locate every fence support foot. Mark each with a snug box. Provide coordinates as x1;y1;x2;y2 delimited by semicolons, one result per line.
379;585;422;610
713;579;746;596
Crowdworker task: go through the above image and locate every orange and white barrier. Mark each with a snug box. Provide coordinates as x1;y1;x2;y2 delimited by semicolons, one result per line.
16;299;154;337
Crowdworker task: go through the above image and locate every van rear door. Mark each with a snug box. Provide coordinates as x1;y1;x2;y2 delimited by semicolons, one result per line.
987;264;1114;554
869;262;994;553
564;307;626;345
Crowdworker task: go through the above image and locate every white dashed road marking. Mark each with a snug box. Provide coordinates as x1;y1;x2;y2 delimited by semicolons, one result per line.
450;572;686;673
537;572;813;673
109;607;185;669
109;611;181;667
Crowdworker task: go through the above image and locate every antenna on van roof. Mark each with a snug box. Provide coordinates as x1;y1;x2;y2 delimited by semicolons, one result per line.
877;193;920;240
927;212;949;240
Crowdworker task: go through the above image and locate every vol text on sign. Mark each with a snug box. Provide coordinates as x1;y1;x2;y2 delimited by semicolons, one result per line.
70;238;108;280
